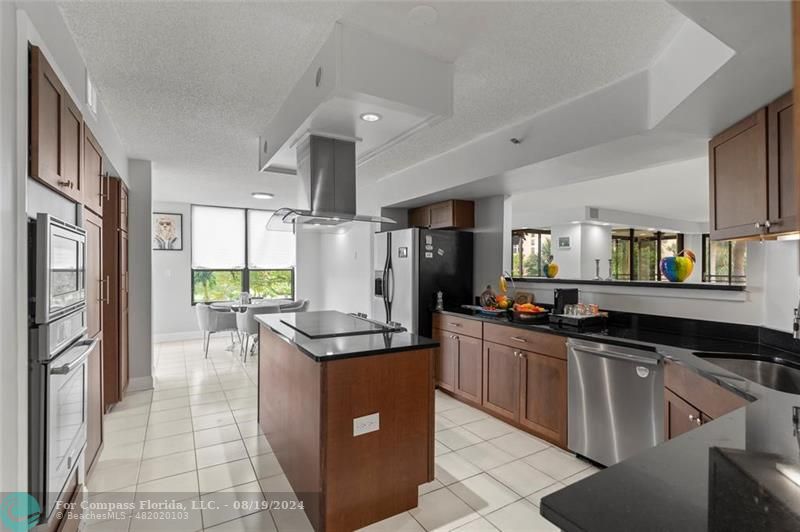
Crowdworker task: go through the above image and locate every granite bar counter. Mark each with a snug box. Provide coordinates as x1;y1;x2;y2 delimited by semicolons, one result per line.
434;309;800;531
255;311;438;532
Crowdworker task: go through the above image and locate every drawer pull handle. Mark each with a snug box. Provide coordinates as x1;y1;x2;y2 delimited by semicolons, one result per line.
510;336;528;343
448;322;462;327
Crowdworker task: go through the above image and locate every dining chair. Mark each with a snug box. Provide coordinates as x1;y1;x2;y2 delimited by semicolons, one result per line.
196;303;238;358
236;304;281;362
279;299;309;313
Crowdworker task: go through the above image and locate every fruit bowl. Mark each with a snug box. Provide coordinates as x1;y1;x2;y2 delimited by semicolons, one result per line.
511;303;549;323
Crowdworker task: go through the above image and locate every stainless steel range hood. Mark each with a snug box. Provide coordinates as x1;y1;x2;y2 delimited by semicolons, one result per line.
267;134;394;229
260;22;453;230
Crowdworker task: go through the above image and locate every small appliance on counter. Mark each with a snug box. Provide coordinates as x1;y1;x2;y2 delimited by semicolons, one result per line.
553;288;579;314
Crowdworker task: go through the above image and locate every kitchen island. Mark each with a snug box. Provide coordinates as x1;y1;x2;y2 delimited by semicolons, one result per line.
256;311;438;532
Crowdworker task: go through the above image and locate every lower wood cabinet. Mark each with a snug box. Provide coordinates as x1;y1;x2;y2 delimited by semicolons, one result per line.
454;334;482;403
664;361;748;440
482;341;520;421
434;317;570;448
85;334;104;473
664;388;704;440
519;350;567;446
482;340;568;447
433;327;482;403
433;329;457;393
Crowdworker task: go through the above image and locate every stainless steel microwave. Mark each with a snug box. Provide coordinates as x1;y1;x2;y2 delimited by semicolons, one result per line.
31;214;87;324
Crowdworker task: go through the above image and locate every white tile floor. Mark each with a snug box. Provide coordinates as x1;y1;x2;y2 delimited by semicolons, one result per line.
86;337;599;531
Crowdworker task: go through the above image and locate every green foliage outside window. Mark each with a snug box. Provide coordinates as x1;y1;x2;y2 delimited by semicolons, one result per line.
249;270;293;299
192;271;243;303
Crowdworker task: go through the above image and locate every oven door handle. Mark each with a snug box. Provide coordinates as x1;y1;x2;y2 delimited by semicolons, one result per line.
51;338;97;375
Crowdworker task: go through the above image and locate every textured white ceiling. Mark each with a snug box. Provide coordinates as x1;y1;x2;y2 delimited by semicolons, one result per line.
58;1;683;206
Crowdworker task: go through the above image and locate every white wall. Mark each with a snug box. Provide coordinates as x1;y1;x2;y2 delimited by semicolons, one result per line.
683;233;704;283
294;225;323;310
0;0;24;493
318;224;373;315
762;239;800;333
129;159;154;390
550;223;582;279
152;202;196;340
580;224;612;279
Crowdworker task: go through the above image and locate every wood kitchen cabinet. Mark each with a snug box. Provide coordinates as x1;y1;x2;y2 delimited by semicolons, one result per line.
83;126;106;217
767;91;796;232
663;361;749;440
86;334;104;473
432;314;483;404
664;388;703;440
408;200;474;229
29;46;84;203
709;91;796;240
84;209;104;338
102;177;130;409
433;328;457;393
482;341;521;422
519;350;568;447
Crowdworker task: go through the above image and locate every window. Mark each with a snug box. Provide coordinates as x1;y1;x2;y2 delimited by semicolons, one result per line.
611;229;684;281
190;205;295;303
511;229;552;277
702;235;747;284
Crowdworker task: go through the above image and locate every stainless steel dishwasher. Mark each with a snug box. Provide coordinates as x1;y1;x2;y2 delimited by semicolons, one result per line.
567;338;664;467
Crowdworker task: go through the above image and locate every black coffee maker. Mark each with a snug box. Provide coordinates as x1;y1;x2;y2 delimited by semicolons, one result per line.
553;288;579;314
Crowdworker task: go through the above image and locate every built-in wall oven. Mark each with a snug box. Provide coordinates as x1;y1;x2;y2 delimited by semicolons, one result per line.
28;214;90;522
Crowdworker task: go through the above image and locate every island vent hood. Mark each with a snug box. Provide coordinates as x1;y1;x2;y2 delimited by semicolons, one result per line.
261;22;453;229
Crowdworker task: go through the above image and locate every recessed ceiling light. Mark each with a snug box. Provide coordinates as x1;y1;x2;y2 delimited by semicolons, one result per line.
408;5;438;26
251;192;274;200
360;112;382;122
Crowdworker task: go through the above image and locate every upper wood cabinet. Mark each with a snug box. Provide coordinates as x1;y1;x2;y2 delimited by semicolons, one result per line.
83;126;106;217
408;200;475;230
767;92;796;232
30;46;84;202
709;91;795;240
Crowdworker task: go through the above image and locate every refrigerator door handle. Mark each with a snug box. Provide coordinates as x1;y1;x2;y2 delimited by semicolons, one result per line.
387;264;395;305
383;232;393;322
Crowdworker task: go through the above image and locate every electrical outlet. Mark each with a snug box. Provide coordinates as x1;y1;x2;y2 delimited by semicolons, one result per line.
353;412;380;436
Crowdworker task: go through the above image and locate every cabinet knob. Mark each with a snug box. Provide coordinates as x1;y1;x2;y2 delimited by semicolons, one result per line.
688;414;702;426
57;179;71;188
754;222;763;229
764;220;772;229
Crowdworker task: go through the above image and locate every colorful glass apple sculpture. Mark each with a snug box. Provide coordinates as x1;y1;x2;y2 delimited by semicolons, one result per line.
660;249;696;282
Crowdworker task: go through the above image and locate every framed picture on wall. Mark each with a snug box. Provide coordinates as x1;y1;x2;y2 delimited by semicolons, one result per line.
153;212;183;250
558;236;571;250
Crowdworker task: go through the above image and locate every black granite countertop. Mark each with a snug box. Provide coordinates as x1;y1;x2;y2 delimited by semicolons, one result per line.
256;311;439;362
436;309;800;531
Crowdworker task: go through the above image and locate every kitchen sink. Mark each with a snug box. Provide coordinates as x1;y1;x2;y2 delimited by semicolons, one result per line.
693;352;800;395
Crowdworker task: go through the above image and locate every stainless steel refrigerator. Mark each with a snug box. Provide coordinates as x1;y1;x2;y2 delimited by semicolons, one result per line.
372;228;473;338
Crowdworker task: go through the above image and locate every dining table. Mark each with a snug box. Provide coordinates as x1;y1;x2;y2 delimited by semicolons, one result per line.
209;299;289;313
209;299;290;351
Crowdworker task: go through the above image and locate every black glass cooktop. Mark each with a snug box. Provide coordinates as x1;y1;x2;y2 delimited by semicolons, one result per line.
280;311;399;339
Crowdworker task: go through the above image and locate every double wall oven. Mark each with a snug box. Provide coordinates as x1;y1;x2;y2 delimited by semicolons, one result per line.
28;213;92;521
